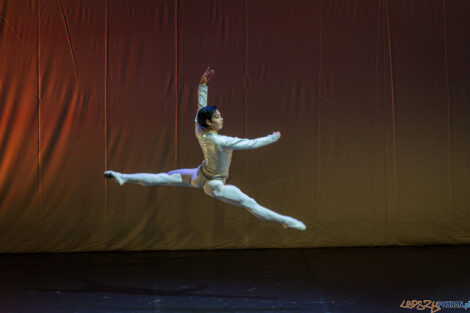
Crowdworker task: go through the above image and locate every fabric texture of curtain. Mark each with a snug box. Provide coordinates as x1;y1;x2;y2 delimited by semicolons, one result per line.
0;0;469;252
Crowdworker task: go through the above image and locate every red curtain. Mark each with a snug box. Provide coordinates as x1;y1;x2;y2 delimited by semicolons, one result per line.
0;0;469;252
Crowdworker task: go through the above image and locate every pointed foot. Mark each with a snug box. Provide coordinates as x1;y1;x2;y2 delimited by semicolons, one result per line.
282;218;306;231
104;170;124;186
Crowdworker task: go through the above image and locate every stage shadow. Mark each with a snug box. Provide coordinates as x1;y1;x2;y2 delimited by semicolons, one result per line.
22;275;278;300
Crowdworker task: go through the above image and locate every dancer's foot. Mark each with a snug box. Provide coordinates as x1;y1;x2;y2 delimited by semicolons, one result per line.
104;170;124;186
282;217;306;231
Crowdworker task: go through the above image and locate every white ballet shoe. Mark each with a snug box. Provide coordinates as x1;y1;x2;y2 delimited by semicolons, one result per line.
104;170;124;186
282;218;306;231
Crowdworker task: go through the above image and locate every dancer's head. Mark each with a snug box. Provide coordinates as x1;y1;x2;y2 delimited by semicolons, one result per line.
197;106;223;131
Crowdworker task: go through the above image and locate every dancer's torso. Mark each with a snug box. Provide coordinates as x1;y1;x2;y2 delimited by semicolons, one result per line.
195;124;232;180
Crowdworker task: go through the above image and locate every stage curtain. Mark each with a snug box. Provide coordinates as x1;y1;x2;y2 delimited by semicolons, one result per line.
0;0;469;253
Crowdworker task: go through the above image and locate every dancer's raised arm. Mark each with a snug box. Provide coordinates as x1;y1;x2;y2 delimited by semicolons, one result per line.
196;67;215;120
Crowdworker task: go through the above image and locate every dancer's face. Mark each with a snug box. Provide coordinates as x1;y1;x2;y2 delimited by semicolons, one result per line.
207;110;223;131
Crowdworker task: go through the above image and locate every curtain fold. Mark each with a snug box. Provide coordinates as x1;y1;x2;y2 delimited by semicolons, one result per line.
0;0;469;253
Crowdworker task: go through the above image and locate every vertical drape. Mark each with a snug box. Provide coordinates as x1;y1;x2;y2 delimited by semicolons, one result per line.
0;0;469;253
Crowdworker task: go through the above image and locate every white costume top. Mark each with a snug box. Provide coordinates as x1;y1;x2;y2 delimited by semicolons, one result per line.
195;84;278;180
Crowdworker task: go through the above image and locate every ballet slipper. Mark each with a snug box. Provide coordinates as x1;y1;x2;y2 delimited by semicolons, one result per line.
282;218;306;231
104;170;124;186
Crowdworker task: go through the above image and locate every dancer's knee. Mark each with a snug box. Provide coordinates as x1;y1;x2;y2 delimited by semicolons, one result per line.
225;184;256;206
241;197;257;208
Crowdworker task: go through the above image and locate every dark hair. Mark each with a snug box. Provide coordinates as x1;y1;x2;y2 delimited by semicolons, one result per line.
197;106;217;128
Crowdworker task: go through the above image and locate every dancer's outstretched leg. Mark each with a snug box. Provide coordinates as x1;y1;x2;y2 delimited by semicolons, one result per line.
104;168;197;187
203;180;306;231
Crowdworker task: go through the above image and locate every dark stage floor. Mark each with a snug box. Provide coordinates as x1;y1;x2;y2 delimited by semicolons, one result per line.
0;246;468;313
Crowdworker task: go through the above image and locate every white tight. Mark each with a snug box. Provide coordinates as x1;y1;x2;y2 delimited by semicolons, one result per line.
119;168;196;187
110;168;305;229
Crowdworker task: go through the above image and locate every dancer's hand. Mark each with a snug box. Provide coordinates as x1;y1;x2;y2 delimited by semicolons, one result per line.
274;131;281;140
200;66;215;85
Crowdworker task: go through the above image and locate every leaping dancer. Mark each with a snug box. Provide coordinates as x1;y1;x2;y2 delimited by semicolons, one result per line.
104;67;306;231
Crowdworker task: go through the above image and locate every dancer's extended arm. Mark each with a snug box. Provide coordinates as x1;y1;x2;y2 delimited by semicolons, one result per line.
213;132;280;150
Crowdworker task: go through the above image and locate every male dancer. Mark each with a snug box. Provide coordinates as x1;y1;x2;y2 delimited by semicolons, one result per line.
105;67;306;231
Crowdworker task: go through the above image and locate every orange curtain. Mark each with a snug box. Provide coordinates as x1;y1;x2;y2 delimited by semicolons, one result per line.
1;0;469;253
